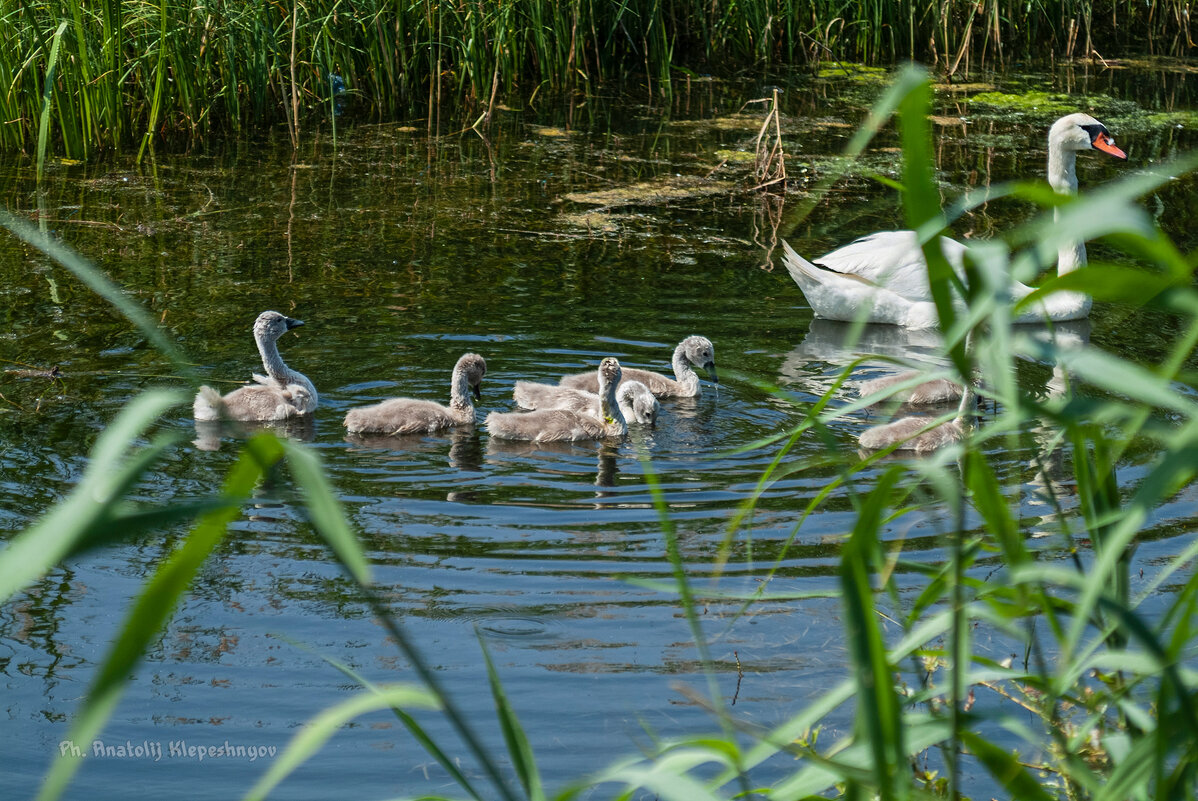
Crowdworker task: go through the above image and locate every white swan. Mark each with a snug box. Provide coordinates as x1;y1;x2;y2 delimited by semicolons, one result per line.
488;357;628;442
343;353;487;435
858;378;976;454
194;310;317;421
781;113;1127;328
558;336;717;398
512;378;660;425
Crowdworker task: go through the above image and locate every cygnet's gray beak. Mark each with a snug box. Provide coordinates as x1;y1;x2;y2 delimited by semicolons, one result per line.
473;384;482;401
706;362;719;384
286;317;305;330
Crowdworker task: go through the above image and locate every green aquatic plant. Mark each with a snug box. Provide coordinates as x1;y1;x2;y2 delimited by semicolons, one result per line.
6;63;1198;801
3;0;1197;155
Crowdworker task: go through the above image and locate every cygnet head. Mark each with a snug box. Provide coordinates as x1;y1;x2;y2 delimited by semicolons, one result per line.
682;335;718;383
1050;113;1126;159
598;357;622;391
618;381;660;425
254;310;304;342
455;353;487;400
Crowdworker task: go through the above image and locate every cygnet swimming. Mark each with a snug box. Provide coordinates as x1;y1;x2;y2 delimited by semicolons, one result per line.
558;335;717;398
488;357;628;442
343;353;487;435
194;310;317;422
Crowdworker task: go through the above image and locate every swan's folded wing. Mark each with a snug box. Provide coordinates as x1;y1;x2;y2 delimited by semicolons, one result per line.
814;231;968;302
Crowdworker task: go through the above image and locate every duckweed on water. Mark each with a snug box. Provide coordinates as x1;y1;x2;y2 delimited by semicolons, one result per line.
713;149;758;164
815;64;890;82
968;90;1083;116
562;177;737;207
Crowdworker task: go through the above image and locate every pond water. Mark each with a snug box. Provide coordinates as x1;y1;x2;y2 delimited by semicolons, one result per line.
3;63;1198;799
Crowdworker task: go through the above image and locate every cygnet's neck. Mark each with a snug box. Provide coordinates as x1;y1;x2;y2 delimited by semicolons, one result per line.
257;334;295;383
671;344;700;394
449;365;476;412
598;374;628;434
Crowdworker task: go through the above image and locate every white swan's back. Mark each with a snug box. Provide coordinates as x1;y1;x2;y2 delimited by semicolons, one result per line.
780;113;1127;328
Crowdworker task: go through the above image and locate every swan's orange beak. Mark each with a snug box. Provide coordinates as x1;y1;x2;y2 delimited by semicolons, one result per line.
1092;131;1127;160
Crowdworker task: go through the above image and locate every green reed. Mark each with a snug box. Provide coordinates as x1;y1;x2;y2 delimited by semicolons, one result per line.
6;59;1198;801
1;0;1193;156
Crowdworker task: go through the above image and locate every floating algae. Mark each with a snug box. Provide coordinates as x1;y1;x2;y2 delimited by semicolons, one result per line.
563;177;736;208
815;63;890;83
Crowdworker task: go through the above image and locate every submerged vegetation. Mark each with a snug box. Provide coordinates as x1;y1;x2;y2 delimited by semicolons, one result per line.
5;65;1198;799
2;0;1196;156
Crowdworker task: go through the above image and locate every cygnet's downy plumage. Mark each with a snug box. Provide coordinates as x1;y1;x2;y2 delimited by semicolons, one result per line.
343;353;487;435
512;378;659;425
194;310;317;422
558;336;718;398
857;371;964;405
488;357;628;442
857;379;975;454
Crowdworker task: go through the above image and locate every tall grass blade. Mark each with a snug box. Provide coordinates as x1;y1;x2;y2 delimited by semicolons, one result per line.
478;633;545;801
0;212;192;376
37;433;287;801
279;636;486;801
0;390;182;603
839;468;908;800
35;21;67;184
279;439;371;586
242;685;441;801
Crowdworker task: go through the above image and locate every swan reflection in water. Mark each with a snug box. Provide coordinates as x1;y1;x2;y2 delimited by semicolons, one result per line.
485;438;623;515
344;424;485;473
779;317;1089;408
778;318;957;406
782;317;1093;535
193;415;317;452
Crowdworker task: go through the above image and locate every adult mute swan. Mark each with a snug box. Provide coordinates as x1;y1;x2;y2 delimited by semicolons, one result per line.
513;378;660;425
343;353;487;435
781;113;1127;328
488;357;628;442
559;336;718;398
194;310;317;421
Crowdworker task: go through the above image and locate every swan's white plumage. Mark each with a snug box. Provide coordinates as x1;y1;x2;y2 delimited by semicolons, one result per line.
782;113;1126;328
193;310;317;422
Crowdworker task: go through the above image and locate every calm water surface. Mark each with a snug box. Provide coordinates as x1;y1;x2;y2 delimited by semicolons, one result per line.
3;65;1198;799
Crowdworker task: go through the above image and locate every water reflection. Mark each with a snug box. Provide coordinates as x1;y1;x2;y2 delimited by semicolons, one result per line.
344;425;485;472
192;415;317;451
778;318;952;401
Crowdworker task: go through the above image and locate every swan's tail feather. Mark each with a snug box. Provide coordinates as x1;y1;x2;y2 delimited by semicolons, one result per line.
780;239;825;297
193;385;224;421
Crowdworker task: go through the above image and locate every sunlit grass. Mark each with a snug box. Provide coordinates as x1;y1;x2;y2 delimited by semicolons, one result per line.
1;0;1193;155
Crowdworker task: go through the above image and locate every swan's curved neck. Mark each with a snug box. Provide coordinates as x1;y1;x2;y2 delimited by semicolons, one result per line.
449;366;475;411
1047;142;1086;275
256;335;291;382
671;345;700;393
599;374;627;431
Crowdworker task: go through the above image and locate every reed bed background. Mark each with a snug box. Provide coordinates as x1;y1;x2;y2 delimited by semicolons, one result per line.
1;0;1194;157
